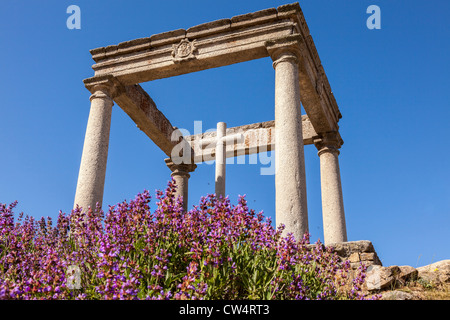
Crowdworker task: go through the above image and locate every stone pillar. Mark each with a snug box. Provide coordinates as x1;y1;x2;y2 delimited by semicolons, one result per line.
266;35;308;240
165;159;197;211
74;84;114;211
215;122;226;199
314;132;347;244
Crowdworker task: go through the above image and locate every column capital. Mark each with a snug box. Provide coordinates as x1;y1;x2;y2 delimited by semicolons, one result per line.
165;158;197;177
314;132;344;156
265;34;304;68
89;90;114;104
83;74;124;99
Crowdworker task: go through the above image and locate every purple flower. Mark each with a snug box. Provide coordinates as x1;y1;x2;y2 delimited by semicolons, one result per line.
0;179;370;300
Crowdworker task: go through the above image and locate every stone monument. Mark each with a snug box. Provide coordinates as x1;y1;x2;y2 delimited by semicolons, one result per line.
74;2;350;246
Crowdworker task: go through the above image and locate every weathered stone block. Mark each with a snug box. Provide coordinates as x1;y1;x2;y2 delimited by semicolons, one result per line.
366;266;399;291
150;29;186;46
276;2;302;19
348;252;360;263
186;19;231;38
104;44;118;58
417;260;450;285
117;37;151;55
380;290;415;300
328;240;376;256
398;265;418;283
90;47;106;62
360;252;376;261
231;8;278;28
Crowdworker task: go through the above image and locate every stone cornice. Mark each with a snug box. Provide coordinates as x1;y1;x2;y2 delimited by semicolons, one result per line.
90;21;294;83
89;8;280;63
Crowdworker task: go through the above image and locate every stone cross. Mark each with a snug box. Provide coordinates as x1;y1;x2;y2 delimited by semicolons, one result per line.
197;122;244;199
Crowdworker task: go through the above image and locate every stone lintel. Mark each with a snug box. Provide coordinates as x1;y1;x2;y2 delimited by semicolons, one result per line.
87;2;343;139
184;115;317;163
90;38;153;63
89;8;281;64
301;115;317;144
112;83;177;156
90;20;294;84
290;17;342;131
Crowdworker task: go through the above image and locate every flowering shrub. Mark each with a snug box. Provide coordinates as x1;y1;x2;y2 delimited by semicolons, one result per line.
0;180;372;300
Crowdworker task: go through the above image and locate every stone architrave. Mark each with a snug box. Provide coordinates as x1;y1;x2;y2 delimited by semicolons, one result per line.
73;79;117;211
314;132;347;244
184;116;317;162
165;159;197;211
265;35;309;240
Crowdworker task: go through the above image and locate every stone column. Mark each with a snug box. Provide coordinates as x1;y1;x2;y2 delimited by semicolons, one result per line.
165;159;197;211
314;132;347;244
215;122;226;199
74;84;114;211
266;35;308;240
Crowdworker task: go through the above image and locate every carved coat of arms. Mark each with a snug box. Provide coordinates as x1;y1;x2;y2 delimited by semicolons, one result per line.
172;39;197;63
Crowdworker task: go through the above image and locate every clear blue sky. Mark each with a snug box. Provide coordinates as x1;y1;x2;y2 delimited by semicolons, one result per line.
1;0;449;268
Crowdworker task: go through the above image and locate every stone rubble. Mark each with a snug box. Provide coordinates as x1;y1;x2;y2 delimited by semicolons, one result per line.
325;241;449;300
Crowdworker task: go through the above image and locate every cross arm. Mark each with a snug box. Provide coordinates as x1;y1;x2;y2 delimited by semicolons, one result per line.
185;115;317;163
